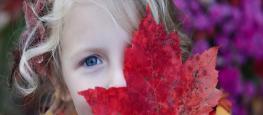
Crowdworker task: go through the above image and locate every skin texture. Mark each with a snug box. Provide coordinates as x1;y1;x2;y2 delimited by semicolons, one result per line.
60;2;129;115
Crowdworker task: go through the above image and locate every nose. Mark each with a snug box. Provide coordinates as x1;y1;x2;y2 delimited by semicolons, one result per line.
107;64;127;88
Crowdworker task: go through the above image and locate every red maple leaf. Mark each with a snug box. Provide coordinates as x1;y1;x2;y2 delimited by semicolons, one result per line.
78;8;222;115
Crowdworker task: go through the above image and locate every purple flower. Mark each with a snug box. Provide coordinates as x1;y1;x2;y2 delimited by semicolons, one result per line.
173;0;187;11
219;67;243;96
215;35;230;50
193;13;211;30
249;32;263;59
232;105;247;115
209;4;232;24
243;82;255;100
192;39;209;54
173;0;263;114
235;29;263;59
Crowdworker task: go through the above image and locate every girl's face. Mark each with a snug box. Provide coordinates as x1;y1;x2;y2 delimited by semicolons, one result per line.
60;2;130;114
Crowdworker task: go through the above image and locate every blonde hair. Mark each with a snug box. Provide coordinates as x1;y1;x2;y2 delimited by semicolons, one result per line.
12;0;191;114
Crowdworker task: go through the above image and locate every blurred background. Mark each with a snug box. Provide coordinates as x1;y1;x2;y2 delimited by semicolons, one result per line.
174;0;263;114
0;0;263;115
0;0;25;115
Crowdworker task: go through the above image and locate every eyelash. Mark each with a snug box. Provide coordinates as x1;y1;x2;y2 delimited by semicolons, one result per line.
82;55;103;68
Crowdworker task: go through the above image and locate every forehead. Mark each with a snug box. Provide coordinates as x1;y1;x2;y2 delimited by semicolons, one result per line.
61;2;130;55
63;2;119;37
63;2;125;35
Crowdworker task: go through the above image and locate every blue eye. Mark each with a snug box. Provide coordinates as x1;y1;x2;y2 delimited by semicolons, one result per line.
84;55;103;67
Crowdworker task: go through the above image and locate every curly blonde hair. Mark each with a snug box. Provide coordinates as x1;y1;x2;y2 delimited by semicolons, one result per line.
11;0;191;114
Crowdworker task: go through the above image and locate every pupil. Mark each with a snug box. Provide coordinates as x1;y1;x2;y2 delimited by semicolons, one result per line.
86;56;97;66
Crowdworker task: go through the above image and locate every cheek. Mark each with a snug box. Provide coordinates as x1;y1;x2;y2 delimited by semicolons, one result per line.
61;63;110;114
62;65;110;93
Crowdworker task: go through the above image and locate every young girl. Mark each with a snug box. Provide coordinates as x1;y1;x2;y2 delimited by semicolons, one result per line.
10;0;228;115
